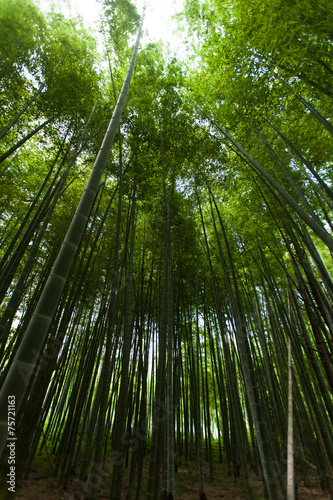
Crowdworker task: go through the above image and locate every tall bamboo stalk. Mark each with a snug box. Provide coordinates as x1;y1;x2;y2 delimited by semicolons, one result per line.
0;11;145;457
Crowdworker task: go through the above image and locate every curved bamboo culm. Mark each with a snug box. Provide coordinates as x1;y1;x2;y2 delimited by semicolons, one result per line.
0;84;46;142
211;119;333;252
294;92;333;138
264;118;333;204
0;116;55;165
0;10;145;458
0;58;64;142
246;118;327;230
195;102;333;251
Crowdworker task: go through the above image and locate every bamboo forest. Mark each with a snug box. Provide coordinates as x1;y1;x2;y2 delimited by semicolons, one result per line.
0;0;333;498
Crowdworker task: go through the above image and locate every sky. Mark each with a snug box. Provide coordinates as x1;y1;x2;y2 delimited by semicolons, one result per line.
38;0;185;54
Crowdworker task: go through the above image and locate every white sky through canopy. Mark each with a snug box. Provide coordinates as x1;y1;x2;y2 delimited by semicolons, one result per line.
38;0;185;55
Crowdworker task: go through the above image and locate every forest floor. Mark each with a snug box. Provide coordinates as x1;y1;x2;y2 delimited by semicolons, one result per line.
11;454;332;500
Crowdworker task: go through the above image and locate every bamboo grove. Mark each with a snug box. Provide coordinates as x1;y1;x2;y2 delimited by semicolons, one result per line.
0;0;333;499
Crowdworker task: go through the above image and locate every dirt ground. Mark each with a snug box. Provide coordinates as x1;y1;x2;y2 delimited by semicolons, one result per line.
11;458;332;500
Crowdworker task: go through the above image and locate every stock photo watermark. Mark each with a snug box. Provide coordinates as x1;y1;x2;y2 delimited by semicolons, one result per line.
7;395;16;493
